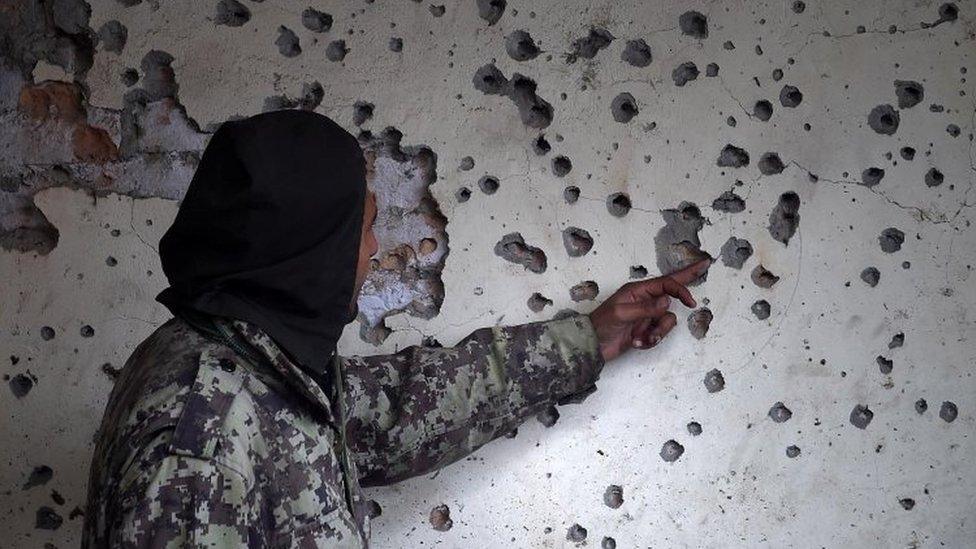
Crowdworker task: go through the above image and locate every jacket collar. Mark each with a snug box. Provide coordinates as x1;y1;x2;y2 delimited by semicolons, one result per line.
213;316;340;426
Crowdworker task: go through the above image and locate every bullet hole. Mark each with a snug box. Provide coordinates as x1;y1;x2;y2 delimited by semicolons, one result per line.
786;445;801;458
275;26;301;57
429;504;453;531
494;233;547;273
899;498;915;510
366;500;382;519
568;27;614;62
768;192;801;246
849;404;874;429
23;465;53;490
878;228;905;253
940;401;958;422
660;439;685;462
925;167;944;187
505;30;540;61
564;186;580;203
533;134;551;155
528;292;553;312
792;1;806;13
889;333;905;349
779;85;803;107
915;399;928;414
900;146;916;160
655;202;710;284
621;39;652;67
302;8;333;32
611;93;639;123
562;227;594;258
603;485;624;509
476;0;506;26
861;167;885;187
101;362;121;380
938;2;959;22
98;20;128;53
458;156;475;171
754;100;773;121
429;5;445;17
720;237;753;269
456;187;471;202
894;80;924;109
679;11;708;39
570;280;599;302
215;0;250;27
751;300;771;320
138;50;180;101
858;266;881;287
751;264;780;289
704;368;725;393
606;193;631;217
630;265;648;279
478;175;500;195
868;104;900;135
703;63;719;78
946;123;960;137
80;324;94;337
717;144;750;168
300;81;324;110
688;308;713;339
326;40;348;61
602;537;617;549
758;152;785;175
768;402;793;423
9;373;33;398
687;421;703;436
537;405;559;427
351;101;374;126
877;356;893;374
472;64;554;128
121;67;139;86
106;255;118;266
672;61;699;86
552;155;572;176
35;506;62;530
419;238;438;256
772;68;784;81
712;189;748;213
388;37;403;52
723;40;735;50
567;523;588;542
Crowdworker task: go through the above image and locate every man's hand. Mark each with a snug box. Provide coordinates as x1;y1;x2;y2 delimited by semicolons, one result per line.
588;259;711;362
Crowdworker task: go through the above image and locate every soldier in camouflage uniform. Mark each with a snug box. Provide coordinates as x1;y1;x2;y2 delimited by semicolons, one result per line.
82;110;709;548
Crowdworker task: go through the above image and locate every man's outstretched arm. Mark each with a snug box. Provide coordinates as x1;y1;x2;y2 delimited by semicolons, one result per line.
340;259;710;487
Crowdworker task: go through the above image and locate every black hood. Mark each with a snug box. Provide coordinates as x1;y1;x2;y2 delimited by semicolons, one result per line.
155;109;366;375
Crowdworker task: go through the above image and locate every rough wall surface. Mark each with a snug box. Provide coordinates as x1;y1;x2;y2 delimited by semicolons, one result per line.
1;0;974;547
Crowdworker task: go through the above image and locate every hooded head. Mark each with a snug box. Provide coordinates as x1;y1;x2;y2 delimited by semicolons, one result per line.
155;109;373;375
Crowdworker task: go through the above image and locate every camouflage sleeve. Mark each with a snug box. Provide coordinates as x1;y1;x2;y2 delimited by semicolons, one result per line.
340;314;605;487
112;431;255;547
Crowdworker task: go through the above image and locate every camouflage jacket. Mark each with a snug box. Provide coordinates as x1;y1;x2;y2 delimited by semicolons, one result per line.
81;311;604;548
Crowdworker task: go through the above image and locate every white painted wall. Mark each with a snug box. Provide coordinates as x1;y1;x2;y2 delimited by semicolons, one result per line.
2;0;974;547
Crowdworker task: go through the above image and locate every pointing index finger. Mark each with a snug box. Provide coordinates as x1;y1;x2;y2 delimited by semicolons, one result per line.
666;258;712;285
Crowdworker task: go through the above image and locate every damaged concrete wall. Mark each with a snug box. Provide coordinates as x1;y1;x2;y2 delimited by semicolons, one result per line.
1;0;974;546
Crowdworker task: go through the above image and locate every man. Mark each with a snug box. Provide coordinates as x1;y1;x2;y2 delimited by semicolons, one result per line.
82;109;710;547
